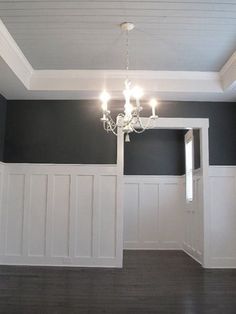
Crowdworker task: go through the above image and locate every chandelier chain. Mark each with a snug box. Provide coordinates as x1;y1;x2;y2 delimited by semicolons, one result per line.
125;29;129;73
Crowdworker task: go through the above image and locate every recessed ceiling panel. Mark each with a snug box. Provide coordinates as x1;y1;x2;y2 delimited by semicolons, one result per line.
0;0;236;71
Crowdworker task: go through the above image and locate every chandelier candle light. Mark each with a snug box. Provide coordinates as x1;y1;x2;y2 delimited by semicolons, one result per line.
100;22;159;142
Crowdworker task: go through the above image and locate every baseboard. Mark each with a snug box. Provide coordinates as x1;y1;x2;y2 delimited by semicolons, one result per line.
124;247;182;251
206;258;236;269
0;255;123;268
124;241;182;250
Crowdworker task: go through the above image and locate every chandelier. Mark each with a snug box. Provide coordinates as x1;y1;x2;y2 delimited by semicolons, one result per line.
100;22;159;142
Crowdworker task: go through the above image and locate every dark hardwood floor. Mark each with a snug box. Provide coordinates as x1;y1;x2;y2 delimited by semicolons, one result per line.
0;251;236;314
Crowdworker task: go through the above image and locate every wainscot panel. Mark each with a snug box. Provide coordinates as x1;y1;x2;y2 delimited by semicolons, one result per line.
0;163;122;267
124;176;183;250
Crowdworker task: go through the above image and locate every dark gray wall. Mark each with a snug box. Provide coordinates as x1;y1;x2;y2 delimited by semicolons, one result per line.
193;129;201;170
124;129;185;175
124;128;201;175
0;95;7;161
138;101;236;167
4;100;236;175
4;100;116;164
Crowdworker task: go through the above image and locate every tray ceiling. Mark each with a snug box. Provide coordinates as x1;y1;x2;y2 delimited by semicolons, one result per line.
0;0;236;100
0;0;236;71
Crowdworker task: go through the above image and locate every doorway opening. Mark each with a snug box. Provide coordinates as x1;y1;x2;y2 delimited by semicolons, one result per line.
116;118;209;267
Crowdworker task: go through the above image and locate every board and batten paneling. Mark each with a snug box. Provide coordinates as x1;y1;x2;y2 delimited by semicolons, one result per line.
124;176;183;250
209;166;236;268
75;175;93;258
0;164;121;267
0;163;236;268
182;170;204;264
29;174;47;257
0;162;6;257
99;175;117;258
5;174;25;256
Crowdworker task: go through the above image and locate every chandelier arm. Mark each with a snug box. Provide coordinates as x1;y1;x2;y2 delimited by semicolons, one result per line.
132;127;148;134
117;113;125;124
103;122;108;132
132;117;153;133
107;114;117;126
109;126;118;136
105;122;118;136
108;123;117;134
136;116;147;129
103;114;119;135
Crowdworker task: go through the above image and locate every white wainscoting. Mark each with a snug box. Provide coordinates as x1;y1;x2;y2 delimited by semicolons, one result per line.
209;166;236;268
0;163;236;268
124;176;183;250
0;164;122;267
182;170;204;264
0;162;4;242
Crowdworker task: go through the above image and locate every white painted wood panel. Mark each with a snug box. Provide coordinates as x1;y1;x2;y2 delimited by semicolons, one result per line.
211;177;235;258
5;174;25;256
139;184;159;246
159;183;182;249
0;162;5;257
0;164;121;267
29;174;48;256
124;176;183;250
99;175;116;258
183;171;203;264
0;163;236;268
209;167;236;268
75;175;93;258
124;183;139;245
52;175;70;257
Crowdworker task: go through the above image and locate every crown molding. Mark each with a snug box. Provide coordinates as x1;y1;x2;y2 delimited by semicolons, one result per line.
0;18;235;100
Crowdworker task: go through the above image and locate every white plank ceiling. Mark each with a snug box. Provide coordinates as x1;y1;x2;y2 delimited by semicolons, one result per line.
0;0;236;71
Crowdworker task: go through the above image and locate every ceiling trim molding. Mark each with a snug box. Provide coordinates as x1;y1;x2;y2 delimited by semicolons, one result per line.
220;52;236;91
30;69;222;94
31;69;219;80
0;18;235;100
0;19;33;88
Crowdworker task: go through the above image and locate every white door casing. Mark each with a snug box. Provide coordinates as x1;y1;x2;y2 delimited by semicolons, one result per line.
117;118;210;267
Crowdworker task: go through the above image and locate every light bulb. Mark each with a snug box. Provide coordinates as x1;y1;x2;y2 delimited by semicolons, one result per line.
132;86;144;100
149;98;158;116
149;98;158;108
100;90;110;112
101;102;108;111
128;103;133;112
99;90;111;104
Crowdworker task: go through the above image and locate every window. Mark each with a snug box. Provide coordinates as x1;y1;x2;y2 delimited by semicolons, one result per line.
185;130;194;202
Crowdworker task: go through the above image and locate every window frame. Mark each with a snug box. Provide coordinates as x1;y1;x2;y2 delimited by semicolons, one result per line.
185;129;194;203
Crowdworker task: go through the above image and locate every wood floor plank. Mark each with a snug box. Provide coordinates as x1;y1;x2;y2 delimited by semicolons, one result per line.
0;250;236;314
